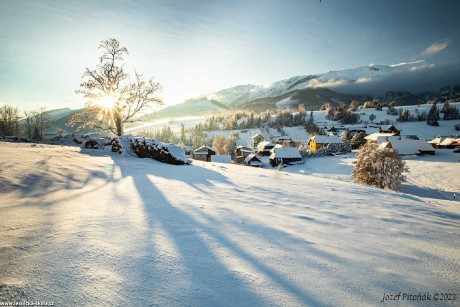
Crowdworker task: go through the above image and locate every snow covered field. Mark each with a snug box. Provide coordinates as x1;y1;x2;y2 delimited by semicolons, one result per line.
1;142;459;306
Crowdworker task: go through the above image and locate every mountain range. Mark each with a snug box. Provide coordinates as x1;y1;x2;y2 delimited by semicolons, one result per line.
147;61;460;119
45;61;460;132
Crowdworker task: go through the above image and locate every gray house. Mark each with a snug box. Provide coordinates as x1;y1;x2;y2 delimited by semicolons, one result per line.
193;145;216;162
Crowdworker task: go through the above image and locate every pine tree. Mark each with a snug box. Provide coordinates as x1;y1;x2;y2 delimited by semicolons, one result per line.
180;123;186;143
427;103;440;126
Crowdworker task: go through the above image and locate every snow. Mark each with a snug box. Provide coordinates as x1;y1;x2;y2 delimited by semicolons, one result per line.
1;142;459;305
210;155;232;164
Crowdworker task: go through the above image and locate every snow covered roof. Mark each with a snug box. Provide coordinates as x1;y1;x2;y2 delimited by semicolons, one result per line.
428;136;443;145
257;141;275;150
309;135;344;144
236;145;251;150
270;144;283;154
378;142;393;150
211;155;232;164
251;134;264;139
388;139;435;155
244;153;262;163
364;133;397;142
269;147;302;159
193;145;216;154
380;125;399;131
440;138;460;146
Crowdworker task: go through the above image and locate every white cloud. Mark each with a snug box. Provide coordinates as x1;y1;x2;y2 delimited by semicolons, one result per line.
420;40;449;57
389;60;425;67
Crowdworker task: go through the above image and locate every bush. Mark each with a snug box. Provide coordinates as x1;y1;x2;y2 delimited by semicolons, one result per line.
305;142;351;158
352;143;408;190
130;138;189;165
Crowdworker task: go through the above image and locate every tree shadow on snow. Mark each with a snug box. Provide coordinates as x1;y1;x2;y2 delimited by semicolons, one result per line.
107;153;323;306
400;183;455;201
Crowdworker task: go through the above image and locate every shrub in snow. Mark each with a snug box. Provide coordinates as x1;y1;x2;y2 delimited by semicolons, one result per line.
327;142;351;154
82;137;109;149
352;143;408;190
110;138;123;153
129;137;190;165
305;142;351;158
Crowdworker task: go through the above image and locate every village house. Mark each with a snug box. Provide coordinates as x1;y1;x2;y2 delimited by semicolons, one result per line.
364;132;399;144
193;145;216;162
276;136;294;146
257;141;275;156
308;135;344;151
269;147;303;167
327;126;338;135
244;154;264;167
428;136;460;149
234;145;253;163
270;144;283;155
251;134;265;151
381;139;435;155
379;125;400;135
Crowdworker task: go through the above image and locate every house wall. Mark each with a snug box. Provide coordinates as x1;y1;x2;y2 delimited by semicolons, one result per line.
310;140;324;151
193;154;210;162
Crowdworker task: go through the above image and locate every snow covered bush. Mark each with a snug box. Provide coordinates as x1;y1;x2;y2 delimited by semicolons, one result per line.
129;137;190;165
82;137;109;149
305;142;351;158
352;143;408;190
326;142;351;154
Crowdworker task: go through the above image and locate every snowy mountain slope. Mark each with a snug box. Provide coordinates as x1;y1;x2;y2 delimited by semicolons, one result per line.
317;61;425;83
146;60;460;117
202;61;427;107
1;142;459;305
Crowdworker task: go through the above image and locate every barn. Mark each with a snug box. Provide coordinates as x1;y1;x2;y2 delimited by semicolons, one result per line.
193;145;216;162
257;141;275;156
269;147;302;167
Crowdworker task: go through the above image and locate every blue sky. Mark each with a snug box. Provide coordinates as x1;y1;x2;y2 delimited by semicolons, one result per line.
1;0;459;111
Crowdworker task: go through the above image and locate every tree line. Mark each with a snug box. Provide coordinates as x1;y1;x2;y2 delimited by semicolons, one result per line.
0;105;52;140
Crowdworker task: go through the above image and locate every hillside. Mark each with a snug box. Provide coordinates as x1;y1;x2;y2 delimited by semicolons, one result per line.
46;108;84;133
0;142;459;305
143;99;229;121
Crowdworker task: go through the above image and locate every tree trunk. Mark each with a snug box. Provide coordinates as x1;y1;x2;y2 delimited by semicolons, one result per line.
113;105;124;136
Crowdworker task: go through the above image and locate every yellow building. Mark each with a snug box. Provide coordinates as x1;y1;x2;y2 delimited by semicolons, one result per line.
308;135;343;151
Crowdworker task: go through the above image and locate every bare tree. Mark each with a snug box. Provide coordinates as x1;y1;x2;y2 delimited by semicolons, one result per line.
0;105;21;137
68;38;163;136
23;108;51;140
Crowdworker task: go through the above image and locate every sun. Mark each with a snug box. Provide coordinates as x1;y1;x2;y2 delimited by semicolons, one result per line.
99;95;116;109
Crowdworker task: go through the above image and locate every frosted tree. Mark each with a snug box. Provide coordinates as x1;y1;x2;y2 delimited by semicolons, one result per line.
68;38;162;136
212;136;230;155
369;113;376;123
349;100;359;112
352;143;408;190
